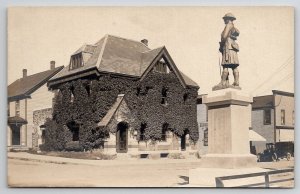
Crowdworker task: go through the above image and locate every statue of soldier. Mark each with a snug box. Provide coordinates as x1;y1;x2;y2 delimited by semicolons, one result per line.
213;13;241;90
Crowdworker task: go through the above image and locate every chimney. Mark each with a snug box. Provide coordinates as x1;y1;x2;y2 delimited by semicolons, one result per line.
141;39;148;46
50;61;56;70
22;69;27;78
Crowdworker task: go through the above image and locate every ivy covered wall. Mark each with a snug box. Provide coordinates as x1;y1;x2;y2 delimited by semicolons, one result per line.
43;70;199;151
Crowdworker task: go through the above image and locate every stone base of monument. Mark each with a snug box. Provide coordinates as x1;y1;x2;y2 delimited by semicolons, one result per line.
188;88;266;187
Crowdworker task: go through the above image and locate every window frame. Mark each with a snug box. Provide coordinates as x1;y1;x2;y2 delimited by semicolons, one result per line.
203;128;208;146
263;109;271;125
15;100;20;117
281;109;285;125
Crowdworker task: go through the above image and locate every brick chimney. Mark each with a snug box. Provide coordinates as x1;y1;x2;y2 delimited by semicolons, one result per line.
50;61;56;70
141;39;148;46
22;69;27;78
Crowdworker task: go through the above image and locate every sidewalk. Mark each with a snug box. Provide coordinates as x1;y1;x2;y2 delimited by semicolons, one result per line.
7;152;202;167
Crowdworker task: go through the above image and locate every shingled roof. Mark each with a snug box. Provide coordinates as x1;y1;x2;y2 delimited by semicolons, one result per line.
8;66;63;101
49;34;198;88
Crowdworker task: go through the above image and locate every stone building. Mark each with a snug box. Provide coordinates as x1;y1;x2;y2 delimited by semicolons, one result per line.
47;34;199;156
7;62;63;150
251;90;294;155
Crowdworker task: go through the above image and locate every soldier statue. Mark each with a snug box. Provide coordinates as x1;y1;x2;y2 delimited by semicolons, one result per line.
213;13;241;90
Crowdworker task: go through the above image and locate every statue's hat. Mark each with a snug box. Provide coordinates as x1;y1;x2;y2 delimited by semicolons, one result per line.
222;13;236;20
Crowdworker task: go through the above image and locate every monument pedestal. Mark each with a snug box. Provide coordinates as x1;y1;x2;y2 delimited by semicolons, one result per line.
189;88;263;187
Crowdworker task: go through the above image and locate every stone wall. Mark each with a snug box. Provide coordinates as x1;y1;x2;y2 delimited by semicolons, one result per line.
32;108;53;148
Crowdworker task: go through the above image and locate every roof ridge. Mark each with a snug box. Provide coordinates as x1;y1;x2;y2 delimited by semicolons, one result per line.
96;34;109;68
141;46;164;54
106;34;151;50
15;66;63;82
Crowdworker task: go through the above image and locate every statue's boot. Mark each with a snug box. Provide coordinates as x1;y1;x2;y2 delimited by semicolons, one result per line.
214;71;229;88
233;71;239;86
221;71;229;87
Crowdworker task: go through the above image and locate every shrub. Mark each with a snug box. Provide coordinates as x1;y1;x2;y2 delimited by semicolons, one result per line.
65;141;83;152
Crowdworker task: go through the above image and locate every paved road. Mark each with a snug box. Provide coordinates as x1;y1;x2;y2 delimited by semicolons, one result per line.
7;153;294;187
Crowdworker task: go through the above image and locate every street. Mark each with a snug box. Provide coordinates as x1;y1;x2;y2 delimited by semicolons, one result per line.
7;153;294;187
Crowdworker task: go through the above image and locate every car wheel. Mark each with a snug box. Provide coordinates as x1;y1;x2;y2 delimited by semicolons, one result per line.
286;153;291;161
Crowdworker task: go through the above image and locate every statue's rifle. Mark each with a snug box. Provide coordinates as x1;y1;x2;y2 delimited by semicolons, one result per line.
219;53;221;77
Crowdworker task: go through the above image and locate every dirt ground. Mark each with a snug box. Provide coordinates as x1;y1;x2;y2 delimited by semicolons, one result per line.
7;154;294;188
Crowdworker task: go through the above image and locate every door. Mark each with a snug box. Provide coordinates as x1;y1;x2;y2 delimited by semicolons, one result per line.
181;130;188;151
11;125;21;146
116;122;128;153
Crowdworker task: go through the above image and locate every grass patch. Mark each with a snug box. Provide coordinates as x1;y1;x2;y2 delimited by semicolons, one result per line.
37;150;116;160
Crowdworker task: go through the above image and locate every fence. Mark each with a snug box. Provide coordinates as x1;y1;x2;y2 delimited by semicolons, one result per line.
215;168;294;187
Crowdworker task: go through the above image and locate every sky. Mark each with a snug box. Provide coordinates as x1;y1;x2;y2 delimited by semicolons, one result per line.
8;7;294;96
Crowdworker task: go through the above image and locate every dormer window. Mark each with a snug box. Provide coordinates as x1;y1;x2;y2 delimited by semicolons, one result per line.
154;58;170;73
69;53;83;70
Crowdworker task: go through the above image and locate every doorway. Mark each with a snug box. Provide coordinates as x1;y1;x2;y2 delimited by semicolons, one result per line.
181;129;188;151
116;122;128;153
11;125;21;146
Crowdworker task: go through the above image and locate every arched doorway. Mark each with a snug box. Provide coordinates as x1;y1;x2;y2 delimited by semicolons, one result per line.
116;122;128;153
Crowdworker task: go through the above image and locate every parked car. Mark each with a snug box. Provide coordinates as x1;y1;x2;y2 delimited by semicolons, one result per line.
257;143;292;162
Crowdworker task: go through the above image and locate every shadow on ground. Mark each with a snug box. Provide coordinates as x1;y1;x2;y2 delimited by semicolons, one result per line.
178;175;189;185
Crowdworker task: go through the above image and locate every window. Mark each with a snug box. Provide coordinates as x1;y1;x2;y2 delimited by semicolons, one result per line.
70;87;75;103
15;100;20;116
161;123;168;141
281;109;285;125
136;87;141;96
292;110;294;125
85;84;91;96
263;109;271;125
69;54;83;70
183;93;189;103
40;125;46;144
7;102;10;117
154;59;169;73
67;121;79;141
203;129;208;146
161;87;168;105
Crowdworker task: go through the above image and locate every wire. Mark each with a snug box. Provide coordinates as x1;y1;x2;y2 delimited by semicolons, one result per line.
259;72;293;95
251;56;294;94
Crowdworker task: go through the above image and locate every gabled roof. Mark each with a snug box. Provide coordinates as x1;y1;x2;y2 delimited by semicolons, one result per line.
49;34;199;88
252;95;274;109
98;94;124;127
8;66;63;101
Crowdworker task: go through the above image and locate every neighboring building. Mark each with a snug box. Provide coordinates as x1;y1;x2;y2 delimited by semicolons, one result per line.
47;34;199;155
251;90;294;154
196;94;208;156
7;61;63;150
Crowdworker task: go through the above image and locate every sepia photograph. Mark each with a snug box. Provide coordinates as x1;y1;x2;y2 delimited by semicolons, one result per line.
7;6;294;188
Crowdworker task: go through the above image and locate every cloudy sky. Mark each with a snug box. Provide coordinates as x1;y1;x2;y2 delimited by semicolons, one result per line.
8;7;294;96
